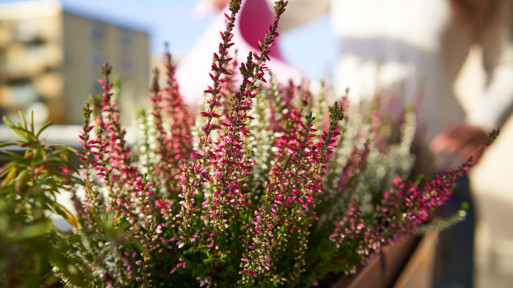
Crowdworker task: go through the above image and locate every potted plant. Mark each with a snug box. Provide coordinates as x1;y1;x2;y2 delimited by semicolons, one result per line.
0;0;496;286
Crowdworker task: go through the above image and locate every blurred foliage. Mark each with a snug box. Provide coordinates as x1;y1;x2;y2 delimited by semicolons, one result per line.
0;111;88;287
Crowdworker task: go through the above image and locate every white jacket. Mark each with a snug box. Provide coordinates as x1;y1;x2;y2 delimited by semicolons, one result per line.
271;0;513;143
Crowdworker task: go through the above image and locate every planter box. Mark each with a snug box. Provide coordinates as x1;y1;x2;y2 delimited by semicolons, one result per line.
331;231;439;288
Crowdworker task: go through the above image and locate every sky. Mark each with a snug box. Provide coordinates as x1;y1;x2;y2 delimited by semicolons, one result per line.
0;0;339;80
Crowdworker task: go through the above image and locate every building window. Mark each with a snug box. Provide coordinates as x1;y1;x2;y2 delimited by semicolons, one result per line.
89;51;105;68
63;45;70;66
14;20;38;43
118;30;132;46
26;44;46;58
90;22;105;41
11;84;38;105
119;59;132;72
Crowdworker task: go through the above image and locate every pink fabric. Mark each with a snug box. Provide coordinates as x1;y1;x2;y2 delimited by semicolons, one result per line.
239;0;283;60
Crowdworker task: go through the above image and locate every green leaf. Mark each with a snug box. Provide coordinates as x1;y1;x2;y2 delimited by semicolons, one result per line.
0;141;22;148
30;110;35;133
54;202;79;230
0;149;23;160
3;116;14;127
1;166;18;186
48;148;76;160
50;144;78;153
35;121;54;139
12;221;52;241
14;169;30;188
10;126;33;143
18;110;28;130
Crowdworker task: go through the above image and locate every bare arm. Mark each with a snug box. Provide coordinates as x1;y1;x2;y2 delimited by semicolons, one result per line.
431;0;513;164
266;0;330;32
467;0;513;131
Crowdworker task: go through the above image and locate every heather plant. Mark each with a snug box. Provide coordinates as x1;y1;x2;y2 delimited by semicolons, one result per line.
0;0;498;287
67;0;483;286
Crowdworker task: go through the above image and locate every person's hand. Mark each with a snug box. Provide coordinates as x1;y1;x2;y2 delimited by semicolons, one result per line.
430;123;488;164
206;0;230;11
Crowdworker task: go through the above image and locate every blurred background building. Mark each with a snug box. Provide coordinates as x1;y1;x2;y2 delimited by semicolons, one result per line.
0;0;149;125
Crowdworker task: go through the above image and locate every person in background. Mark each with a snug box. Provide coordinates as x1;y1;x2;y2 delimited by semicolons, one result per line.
177;0;307;110
183;1;513;287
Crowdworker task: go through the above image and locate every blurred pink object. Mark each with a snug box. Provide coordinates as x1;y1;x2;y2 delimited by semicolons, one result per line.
176;0;306;109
